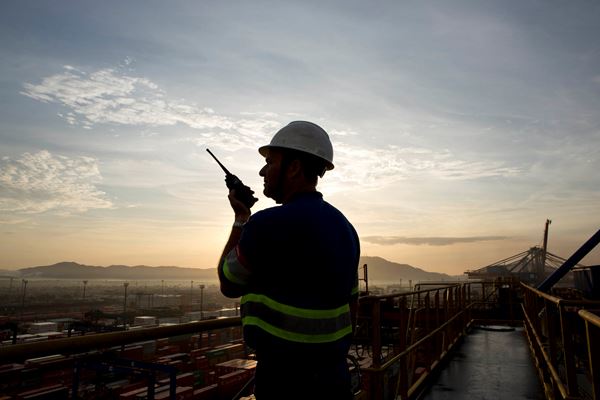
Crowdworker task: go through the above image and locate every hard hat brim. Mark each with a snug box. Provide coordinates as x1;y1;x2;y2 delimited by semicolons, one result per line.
258;145;334;170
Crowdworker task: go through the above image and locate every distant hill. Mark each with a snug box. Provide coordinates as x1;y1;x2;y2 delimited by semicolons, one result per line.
18;261;216;280
359;256;462;282
11;257;460;282
0;269;19;278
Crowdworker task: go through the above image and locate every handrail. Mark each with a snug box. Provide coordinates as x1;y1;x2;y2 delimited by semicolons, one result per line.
522;283;600;306
521;283;600;399
376;305;469;372
355;281;493;399
578;309;600;327
521;303;570;399
359;284;461;301
0;317;241;363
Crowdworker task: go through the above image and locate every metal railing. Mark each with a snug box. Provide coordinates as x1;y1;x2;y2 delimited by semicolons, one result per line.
578;310;600;400
521;283;600;400
0;317;241;363
8;281;598;400
353;281;517;400
0;317;242;399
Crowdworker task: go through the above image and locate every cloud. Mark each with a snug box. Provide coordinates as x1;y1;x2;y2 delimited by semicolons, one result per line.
0;150;113;214
21;66;237;130
21;65;520;189
362;235;507;246
21;65;282;151
328;144;520;190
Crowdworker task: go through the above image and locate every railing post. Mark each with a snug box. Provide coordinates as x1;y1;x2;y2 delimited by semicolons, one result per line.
372;299;382;367
461;285;467;332
370;298;383;400
482;282;486;303
399;296;409;398
424;293;431;335
559;306;578;397
444;289;450;351
399;296;407;352
435;290;441;355
423;293;432;369
583;317;600;400
545;299;561;399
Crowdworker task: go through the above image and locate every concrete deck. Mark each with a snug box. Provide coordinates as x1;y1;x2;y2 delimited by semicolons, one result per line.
420;326;545;400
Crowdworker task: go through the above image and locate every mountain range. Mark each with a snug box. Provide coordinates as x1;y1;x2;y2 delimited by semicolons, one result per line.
0;257;462;282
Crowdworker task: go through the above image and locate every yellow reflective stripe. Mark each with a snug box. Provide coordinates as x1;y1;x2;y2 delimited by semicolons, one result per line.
223;258;247;286
241;293;349;318
351;285;358;296
243;316;352;344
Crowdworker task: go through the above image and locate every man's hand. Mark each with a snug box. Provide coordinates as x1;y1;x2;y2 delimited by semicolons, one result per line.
228;188;251;222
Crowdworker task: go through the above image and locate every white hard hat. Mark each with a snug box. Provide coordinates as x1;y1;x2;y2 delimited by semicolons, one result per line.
258;121;334;170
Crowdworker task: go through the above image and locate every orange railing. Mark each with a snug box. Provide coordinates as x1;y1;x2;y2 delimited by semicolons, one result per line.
353;280;520;400
521;283;600;400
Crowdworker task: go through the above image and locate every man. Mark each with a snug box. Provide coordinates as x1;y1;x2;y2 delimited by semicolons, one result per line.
218;121;360;399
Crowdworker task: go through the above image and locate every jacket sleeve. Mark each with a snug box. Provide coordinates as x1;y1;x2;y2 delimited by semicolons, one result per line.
218;245;252;298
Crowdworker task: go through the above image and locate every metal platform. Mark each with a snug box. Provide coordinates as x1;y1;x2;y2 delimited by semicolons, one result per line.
420;326;545;400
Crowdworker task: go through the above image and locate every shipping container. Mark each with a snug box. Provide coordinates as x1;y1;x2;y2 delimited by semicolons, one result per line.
192;384;217;400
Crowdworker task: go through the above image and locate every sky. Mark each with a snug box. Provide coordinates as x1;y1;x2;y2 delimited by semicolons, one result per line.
1;1;599;275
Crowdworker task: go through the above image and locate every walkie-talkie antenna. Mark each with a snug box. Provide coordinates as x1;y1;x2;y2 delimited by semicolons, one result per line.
206;148;258;209
206;149;232;176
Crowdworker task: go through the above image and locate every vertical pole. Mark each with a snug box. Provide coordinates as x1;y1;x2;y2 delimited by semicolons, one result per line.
363;264;369;295
398;296;408;399
371;298;383;400
545;299;560;398
199;284;205;320
482;282;486;303
541;219;551;279
424;293;432;366
190;280;194;309
170;370;177;399
123;282;129;329
585;320;600;400
559;307;578;396
434;290;440;354
20;279;28;319
372;299;381;367
72;361;80;399
147;372;155;400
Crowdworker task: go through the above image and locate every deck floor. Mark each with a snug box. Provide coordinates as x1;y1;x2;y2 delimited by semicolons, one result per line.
420;326;545;400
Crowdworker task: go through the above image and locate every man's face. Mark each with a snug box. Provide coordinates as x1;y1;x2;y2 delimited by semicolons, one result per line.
259;148;285;202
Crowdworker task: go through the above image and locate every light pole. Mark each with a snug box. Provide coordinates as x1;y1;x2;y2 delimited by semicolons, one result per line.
82;280;88;300
20;279;28;319
199;284;205;320
190;280;194;309
123;282;129;329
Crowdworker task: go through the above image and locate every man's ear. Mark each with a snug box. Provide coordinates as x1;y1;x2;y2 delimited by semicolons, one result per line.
286;159;303;179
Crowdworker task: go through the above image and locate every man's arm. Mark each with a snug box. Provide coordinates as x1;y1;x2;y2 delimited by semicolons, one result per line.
217;190;252;298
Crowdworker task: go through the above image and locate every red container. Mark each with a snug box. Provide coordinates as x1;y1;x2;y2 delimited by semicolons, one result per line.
193;384;218;400
176;372;195;387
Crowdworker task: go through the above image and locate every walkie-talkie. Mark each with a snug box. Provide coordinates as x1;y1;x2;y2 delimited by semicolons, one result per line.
206;149;258;209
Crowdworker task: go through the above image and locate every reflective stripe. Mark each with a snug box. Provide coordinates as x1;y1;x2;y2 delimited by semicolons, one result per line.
242;293;349;319
243;316;352;344
223;249;250;286
241;293;352;343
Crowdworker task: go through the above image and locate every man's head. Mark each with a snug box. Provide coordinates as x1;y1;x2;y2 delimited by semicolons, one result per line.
259;121;334;203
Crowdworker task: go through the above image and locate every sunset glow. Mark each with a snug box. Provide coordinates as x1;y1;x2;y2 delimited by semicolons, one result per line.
1;1;599;275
